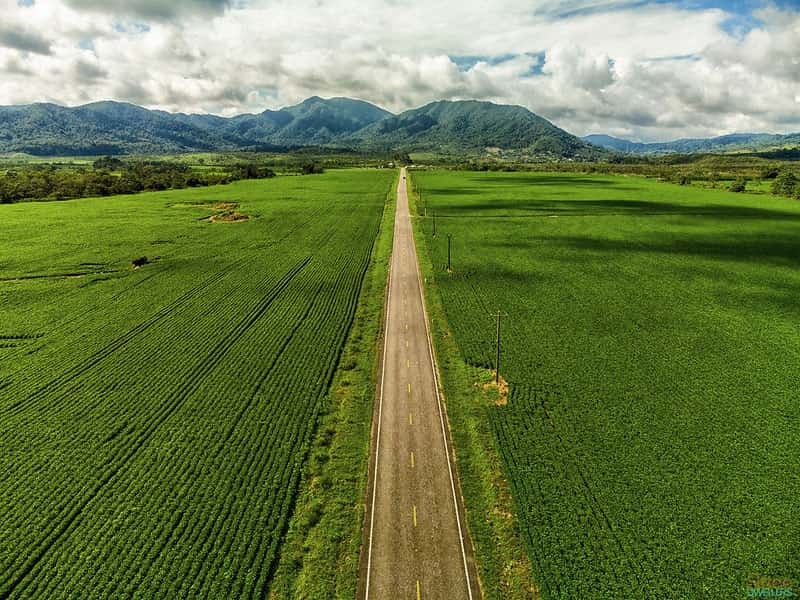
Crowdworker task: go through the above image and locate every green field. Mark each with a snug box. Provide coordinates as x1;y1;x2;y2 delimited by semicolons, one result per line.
0;169;394;598
411;170;799;598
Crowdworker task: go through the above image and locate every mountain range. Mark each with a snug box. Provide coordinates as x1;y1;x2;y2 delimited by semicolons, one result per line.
0;96;600;158
582;132;800;155
0;95;797;158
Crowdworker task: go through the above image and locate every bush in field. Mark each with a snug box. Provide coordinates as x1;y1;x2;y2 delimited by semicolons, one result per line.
760;166;780;179
772;169;797;197
729;176;747;192
299;161;324;175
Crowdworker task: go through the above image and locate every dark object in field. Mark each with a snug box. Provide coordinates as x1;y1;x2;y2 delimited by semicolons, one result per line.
300;162;324;175
132;256;149;268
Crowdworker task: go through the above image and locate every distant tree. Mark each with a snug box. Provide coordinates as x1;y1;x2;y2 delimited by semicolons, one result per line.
300;161;324;175
392;153;412;166
729;176;747;193
760;166;780;180
93;156;124;170
230;163;276;180
772;169;797;197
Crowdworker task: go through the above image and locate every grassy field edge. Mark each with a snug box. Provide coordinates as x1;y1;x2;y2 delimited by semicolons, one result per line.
269;170;398;599
406;170;539;599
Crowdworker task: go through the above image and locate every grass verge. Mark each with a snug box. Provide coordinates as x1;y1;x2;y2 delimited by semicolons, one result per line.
269;172;397;599
406;171;539;599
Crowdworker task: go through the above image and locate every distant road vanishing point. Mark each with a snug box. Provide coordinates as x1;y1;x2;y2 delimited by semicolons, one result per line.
358;168;480;599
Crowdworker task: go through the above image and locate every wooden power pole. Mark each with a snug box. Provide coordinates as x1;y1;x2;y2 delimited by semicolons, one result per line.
447;234;452;271
491;311;508;384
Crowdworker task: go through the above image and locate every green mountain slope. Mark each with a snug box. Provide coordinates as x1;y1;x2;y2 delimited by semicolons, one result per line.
347;100;600;158
0;101;239;155
0;96;599;157
0;97;392;155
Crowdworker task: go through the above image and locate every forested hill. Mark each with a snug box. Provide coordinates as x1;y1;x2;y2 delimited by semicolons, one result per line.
0;97;391;155
0;96;601;158
345;100;601;158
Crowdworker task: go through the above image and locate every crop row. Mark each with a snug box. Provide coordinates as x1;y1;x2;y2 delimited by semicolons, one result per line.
0;170;393;598
413;169;800;599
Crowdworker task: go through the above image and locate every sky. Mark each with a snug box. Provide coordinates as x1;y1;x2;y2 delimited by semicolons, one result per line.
0;0;798;141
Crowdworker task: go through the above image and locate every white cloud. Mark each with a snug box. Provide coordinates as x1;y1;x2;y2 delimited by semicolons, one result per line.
0;0;798;140
63;0;231;21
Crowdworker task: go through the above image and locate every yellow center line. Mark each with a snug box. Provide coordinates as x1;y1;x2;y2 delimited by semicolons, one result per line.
416;580;421;600
407;359;410;368
409;413;413;425
406;340;409;348
407;383;412;394
413;505;417;527
410;451;415;468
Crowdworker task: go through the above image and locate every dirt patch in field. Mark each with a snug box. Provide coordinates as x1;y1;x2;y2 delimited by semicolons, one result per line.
482;372;509;406
208;211;250;223
207;202;240;211
170;201;240;211
169;201;251;223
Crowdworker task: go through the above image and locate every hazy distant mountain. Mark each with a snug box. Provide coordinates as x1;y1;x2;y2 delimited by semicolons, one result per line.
347;100;600;158
0;97;392;155
583;132;800;154
0;101;239;155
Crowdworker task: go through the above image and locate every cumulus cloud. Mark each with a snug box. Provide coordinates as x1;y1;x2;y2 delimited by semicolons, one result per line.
0;0;798;140
63;0;231;21
0;24;51;54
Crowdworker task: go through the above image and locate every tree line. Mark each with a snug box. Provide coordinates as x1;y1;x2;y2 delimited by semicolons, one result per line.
454;156;800;198
0;158;277;204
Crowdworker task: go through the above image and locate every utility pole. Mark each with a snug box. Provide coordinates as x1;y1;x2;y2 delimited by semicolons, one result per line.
432;212;436;237
492;311;507;384
447;234;452;271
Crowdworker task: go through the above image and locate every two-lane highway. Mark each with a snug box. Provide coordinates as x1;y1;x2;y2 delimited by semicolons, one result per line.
359;168;480;599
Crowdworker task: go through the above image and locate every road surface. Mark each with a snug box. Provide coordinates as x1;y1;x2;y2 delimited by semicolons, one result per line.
359;168;480;599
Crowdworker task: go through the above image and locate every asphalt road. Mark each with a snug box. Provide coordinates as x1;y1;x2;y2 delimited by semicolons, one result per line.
358;168;480;600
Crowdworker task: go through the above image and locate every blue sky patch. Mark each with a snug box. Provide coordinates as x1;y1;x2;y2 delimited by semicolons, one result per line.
645;53;702;61
113;22;151;34
449;53;519;71
522;51;547;77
